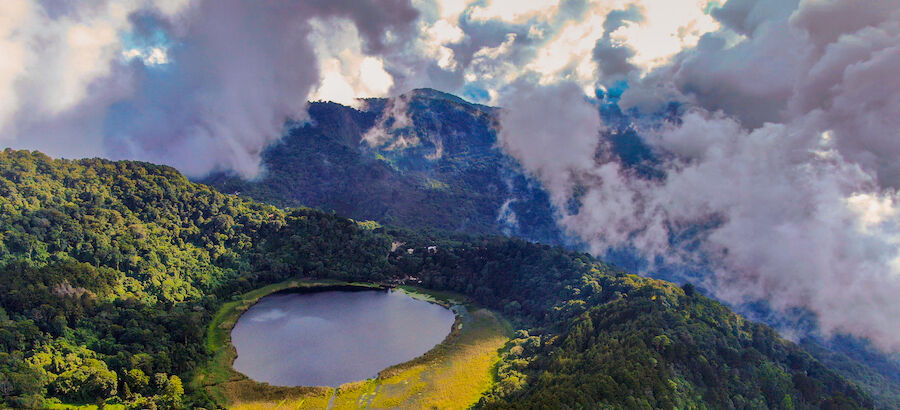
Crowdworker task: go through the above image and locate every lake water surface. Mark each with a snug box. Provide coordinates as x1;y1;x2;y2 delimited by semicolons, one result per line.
231;288;456;387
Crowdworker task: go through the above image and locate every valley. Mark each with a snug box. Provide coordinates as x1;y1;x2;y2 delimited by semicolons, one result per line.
0;150;875;408
4;0;899;408
202;88;900;408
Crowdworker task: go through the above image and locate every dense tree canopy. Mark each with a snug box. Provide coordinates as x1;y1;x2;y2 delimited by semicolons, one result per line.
203;90;565;245
0;150;872;408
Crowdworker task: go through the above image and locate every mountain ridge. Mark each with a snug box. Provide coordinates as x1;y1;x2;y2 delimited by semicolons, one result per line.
0;149;874;408
203;88;900;407
204;88;567;245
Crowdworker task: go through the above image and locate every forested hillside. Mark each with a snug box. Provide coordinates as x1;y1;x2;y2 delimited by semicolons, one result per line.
203;89;566;245
0;149;392;408
390;232;872;409
0;150;872;408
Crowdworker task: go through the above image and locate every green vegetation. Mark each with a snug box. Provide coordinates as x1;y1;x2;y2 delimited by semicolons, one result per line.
0;149;875;408
204;88;900;407
203;89;566;245
191;279;379;406
215;282;511;410
329;307;508;410
387;233;872;409
0;149;391;408
801;339;900;408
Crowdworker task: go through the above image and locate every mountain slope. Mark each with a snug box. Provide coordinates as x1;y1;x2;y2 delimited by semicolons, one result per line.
0;150;872;408
0;149;393;408
205;86;900;407
203;89;565;245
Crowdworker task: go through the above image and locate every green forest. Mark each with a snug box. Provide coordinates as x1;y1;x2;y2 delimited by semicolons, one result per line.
0;149;873;408
204;90;566;245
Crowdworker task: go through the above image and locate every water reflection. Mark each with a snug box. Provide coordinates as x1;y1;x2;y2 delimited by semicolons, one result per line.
231;288;455;387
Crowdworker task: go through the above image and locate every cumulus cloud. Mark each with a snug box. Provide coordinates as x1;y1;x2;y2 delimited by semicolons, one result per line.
623;113;900;351
497;80;603;206
497;0;900;351
592;4;643;82
626;0;900;192
0;0;149;158
381;0;720;104
0;0;725;175
0;0;419;178
4;0;899;353
309;18;396;107
469;0;561;24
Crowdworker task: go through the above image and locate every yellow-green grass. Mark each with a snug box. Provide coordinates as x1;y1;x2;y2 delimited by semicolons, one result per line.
426;178;450;190
394;285;467;307
43;399;126;409
193;278;511;409
330;308;510;409
188;278;380;407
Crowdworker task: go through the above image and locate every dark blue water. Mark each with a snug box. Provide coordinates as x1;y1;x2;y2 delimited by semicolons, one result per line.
231;289;455;387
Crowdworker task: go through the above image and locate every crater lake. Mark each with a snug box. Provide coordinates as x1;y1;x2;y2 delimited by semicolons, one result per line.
231;287;456;387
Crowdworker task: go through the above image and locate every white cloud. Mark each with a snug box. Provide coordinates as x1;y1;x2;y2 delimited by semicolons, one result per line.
469;0;560;24
527;7;608;87
314;60;359;106
424;19;464;69
486;0;900;354
360;56;394;95
613;0;719;69
2;0;897;353
122;47;169;65
309;18;396;107
428;19;465;43
436;0;469;20
151;0;193;17
488;0;721;91
497;81;603;206
0;0;142;134
0;0;32;137
1;0;419;177
846;192;900;232
502;101;900;351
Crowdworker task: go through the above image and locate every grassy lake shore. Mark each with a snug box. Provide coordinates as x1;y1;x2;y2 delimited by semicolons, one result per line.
189;278;511;409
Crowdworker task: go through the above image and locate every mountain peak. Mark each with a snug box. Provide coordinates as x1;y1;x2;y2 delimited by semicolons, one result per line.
403;88;494;110
408;88;467;102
